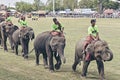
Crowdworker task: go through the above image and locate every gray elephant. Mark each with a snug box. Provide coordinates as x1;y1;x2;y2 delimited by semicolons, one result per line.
12;27;35;58
0;17;5;23
72;38;113;80
0;22;19;51
34;31;66;71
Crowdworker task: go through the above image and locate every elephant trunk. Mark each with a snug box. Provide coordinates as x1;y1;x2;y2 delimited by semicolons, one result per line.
57;49;66;64
29;31;35;40
102;49;113;61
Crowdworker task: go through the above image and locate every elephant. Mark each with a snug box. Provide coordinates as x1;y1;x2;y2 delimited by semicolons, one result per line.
34;31;66;71
0;17;5;23
0;22;19;51
72;38;113;80
12;27;35;58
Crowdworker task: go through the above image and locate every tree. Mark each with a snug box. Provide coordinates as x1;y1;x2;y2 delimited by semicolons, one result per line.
79;0;95;8
79;0;120;13
46;0;62;11
15;1;33;12
63;0;77;10
103;1;120;9
32;0;45;10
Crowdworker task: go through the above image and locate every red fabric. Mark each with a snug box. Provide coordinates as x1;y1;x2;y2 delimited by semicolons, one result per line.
51;31;59;36
51;31;64;37
83;36;94;61
83;36;94;50
85;53;91;61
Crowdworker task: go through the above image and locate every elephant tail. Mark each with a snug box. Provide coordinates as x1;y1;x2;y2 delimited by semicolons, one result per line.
29;48;34;54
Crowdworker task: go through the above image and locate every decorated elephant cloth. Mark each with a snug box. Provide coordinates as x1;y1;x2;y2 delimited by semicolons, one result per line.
50;31;64;37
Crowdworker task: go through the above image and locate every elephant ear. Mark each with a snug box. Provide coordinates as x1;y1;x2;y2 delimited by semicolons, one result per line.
101;40;108;47
86;43;94;53
50;37;58;45
13;25;19;30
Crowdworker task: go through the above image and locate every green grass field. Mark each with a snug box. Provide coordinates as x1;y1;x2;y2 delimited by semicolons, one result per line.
0;17;120;80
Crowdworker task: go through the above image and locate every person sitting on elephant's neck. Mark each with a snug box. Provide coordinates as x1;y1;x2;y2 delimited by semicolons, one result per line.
84;19;100;61
51;18;64;36
18;16;28;37
18;16;28;30
5;13;13;26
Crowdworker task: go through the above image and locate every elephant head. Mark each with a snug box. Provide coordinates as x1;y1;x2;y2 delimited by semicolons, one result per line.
50;36;66;63
5;25;19;34
86;40;113;61
20;27;35;40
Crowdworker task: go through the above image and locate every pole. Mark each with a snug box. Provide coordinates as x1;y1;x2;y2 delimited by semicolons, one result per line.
53;0;55;15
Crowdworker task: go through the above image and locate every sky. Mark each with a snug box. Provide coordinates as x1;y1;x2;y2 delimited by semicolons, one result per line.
0;0;47;7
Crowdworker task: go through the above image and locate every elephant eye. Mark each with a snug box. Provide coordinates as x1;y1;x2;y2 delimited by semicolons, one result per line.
105;47;109;49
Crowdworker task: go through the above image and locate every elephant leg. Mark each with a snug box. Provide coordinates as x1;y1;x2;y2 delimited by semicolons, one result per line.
35;51;40;65
24;43;29;59
48;53;54;71
8;36;14;50
15;44;18;55
43;53;48;68
3;35;8;51
72;54;80;71
21;40;29;59
96;60;105;80
81;61;90;77
54;52;61;70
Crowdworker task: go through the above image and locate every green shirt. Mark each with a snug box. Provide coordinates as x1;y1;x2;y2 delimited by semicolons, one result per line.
19;20;27;26
52;24;63;31
88;25;99;37
6;17;12;22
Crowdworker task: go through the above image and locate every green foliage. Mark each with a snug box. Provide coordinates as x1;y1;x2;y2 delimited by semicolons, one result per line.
79;0;95;8
15;0;45;12
103;1;120;9
63;0;77;10
33;0;45;11
46;0;63;11
15;1;33;12
15;0;120;12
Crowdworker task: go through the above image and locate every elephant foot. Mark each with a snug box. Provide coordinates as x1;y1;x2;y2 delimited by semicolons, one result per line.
44;65;49;69
72;64;76;71
16;53;18;56
49;70;54;73
81;75;86;79
36;63;39;66
81;74;86;78
4;50;8;52
55;64;61;70
100;75;105;80
24;56;28;59
22;54;24;57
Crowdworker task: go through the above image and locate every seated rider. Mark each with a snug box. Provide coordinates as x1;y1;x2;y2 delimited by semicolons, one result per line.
18;15;28;30
5;13;13;26
83;19;99;61
51;18;64;36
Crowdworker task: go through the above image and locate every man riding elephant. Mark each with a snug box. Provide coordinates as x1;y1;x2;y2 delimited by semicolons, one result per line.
72;19;113;80
83;19;99;61
5;13;13;26
51;18;64;36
